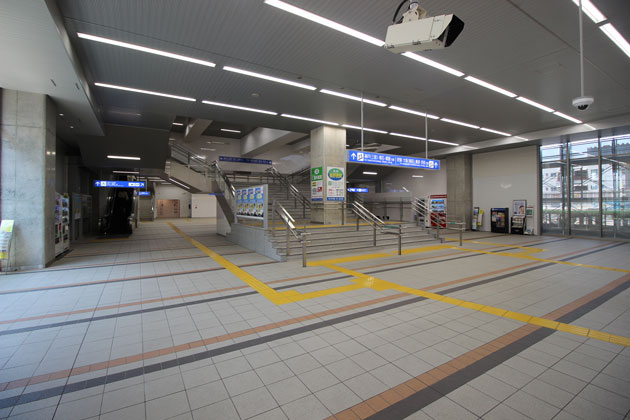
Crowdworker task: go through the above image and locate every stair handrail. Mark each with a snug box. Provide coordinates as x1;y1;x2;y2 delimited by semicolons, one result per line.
265;167;311;219
169;142;215;176
270;200;310;266
288;166;310;184
211;161;236;198
351;201;403;255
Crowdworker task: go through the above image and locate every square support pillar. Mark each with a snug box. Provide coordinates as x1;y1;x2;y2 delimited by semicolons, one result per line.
446;154;472;227
310;126;346;224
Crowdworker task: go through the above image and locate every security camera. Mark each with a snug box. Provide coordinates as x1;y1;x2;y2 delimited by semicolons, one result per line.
572;96;593;111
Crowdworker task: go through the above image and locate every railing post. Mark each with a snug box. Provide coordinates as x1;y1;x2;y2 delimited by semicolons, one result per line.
271;202;275;237
286;226;291;257
459;225;463;247
398;225;402;255
356;214;360;231
373;225;377;246
341;202;345;225
400;199;403;222
302;233;307;268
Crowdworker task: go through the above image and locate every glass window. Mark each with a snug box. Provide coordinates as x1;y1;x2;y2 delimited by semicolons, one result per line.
541;144;567;235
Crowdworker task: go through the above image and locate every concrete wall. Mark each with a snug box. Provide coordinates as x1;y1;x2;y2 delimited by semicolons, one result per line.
381;167;447;197
472;146;540;234
192;194;217;217
154;184;192;218
447;154;473;225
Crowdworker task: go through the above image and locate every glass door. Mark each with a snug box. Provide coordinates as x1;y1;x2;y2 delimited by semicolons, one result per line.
602;135;630;239
541;145;568;235
569;139;600;237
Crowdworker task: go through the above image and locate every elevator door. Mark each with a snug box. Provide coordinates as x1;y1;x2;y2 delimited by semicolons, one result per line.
157;199;180;218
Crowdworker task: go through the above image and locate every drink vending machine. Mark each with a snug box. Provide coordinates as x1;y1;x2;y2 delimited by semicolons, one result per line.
490;208;509;234
427;195;447;228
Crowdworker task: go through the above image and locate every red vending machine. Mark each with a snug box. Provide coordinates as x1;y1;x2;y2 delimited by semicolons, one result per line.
428;195;447;228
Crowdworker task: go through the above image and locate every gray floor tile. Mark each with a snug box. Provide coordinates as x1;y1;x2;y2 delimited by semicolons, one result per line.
186;380;229;411
280;395;331;420
267;376;311;405
192;399;239;420
314;382;361;414
101;383;145;414
232;387;278;419
145;391;190;420
255;362;295;386
299;367;340;393
53;394;103;420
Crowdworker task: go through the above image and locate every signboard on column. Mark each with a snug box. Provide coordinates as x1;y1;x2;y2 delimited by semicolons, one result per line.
311;167;323;201
326;167;345;201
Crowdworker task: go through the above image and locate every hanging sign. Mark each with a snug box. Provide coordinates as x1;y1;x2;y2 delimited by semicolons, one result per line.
311;167;323;202
347;188;369;193
138;191;151;196
94;180;146;188
219;156;272;165
326;167;345;201
348;150;440;170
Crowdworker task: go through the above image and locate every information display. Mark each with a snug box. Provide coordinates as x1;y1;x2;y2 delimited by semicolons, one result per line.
311;167;323;201
347;188;368;193
326;167;345;201
219;156;272;165
138;191;151;196
348;150;440;170
94;180;146;188
236;185;266;219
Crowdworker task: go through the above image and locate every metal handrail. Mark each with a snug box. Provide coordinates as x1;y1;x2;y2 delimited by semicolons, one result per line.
170;143;215;175
211;161;236;197
266;167;311;218
270;200;310;266
351;202;403;255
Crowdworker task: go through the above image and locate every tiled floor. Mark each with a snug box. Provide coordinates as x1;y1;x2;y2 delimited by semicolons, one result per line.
0;218;628;420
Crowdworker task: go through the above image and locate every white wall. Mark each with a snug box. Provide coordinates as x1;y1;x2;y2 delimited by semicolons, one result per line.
154;184;192;218
472;146;539;234
191;194;217;217
381;168;447;197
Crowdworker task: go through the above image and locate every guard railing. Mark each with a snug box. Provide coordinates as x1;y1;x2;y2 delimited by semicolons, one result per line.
412;197;465;245
351;202;403;255
270;200;310;267
265;167;311;219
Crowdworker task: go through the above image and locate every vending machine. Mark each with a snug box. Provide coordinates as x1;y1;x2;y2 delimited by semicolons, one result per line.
428;194;447;228
511;215;526;234
490;208;509;234
472;207;484;231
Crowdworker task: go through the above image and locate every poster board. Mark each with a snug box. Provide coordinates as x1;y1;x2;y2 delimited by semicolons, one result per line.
235;184;268;228
0;220;15;269
513;199;527;216
311;167;323;202
326;167;345;201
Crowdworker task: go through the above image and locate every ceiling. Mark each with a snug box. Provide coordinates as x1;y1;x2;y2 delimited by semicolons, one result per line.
5;0;629;160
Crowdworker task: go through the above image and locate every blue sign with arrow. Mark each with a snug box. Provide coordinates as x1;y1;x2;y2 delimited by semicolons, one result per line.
347;188;369;193
348;151;439;170
94;180;146;188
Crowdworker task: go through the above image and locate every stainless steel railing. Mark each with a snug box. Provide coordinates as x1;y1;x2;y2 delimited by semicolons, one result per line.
265;167;311;219
412;197;465;245
351;202;403;255
270;200;310;267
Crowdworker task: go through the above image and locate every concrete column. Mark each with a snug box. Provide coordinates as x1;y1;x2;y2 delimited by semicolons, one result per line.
1;89;57;269
310;126;346;224
446;153;472;227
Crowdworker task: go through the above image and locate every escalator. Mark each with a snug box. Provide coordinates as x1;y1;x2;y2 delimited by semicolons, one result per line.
98;188;135;236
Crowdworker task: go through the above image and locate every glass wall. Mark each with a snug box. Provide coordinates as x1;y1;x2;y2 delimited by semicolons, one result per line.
540;128;630;239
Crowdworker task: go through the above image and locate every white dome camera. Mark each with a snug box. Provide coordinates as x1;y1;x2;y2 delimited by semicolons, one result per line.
572;96;594;111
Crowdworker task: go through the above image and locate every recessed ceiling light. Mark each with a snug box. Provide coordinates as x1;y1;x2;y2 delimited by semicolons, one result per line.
402;52;464;77
77;33;216;67
281;114;339;126
516;96;554;112
69;126;74;129
481;127;512;137
441;118;480;129
429;139;459;146
107;155;141;160
263;0;385;47
570;0;606;24
109;110;142;116
412;175;424;178
363;171;378;175
223;66;316;90
201;100;277;115
172;122;184;126
169;178;190;189
59;113;64;116
388;105;439;119
599;23;630;59
464;76;517;98
220;129;241;133
342;124;388;134
553;111;582;124
112;171;139;174
95;83;196;102
320;89;387;107
390;132;425;140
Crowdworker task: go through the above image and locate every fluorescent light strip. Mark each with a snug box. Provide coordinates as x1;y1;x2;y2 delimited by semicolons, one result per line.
570;0;606;24
363;171;378;175
584;124;596;130
516;96;554;112
263;0;384;47
201;100;277;115
112;171;139;174
515;136;529;141
95;83;196;102
390;132;425;140
320;89;386;107
77;33;216;67
412;175;424;178
169;179;190;190
441;118;480;129
553;111;583;124
223;66;316;90
107;155;141;161
429;139;459;146
402;52;464;77
481;127;512;137
281;114;339;126
464;76;517;98
200;148;216;151
220;129;241;133
389;105;439;119
342;124;388;134
600;24;630;59
172;122;184;126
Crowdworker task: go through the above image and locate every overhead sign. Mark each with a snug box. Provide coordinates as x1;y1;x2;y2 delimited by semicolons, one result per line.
94;180;146;188
138;191;151;196
347;188;369;193
348;151;440;170
219;156;272;165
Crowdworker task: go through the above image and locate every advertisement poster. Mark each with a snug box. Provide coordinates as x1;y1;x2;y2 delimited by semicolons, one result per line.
513;200;527;215
0;220;15;260
255;186;264;217
326;167;345;201
247;188;255;216
235;186;265;220
311;167;323;202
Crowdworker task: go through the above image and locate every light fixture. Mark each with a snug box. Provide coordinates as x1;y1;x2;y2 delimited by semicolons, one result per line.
200;148;216;151
70;126;74;129
412;175;424;178
600;23;630;59
220;128;241;133
515;136;529;141
516;96;554;112
77;33;216;67
95;83;196;102
281;114;339;126
263;0;385;47
480;127;512;137
553;111;583;124
201;100;277;115
342;124;388;134
59;113;64;116
207;141;226;145
169;178;190;189
460;145;479;150
112;171;139;174
363;171;378;175
389;105;439;119
319;89;387;107
464;76;517;98
429;139;459;146
441;118;480;129
172;122;184;126
584;124;596;130
402;52;464;77
223;66;316;90
390;132;425;140
570;0;606;24
196;155;205;159
107;155;141;160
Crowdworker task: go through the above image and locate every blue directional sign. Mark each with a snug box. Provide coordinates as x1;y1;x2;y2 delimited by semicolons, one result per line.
138;191;151;196
94;180;146;188
348;151;440;170
219;156;272;165
347;188;369;193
